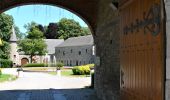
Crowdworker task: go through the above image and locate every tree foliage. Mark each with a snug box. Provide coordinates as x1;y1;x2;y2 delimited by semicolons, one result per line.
82;27;91;35
37;24;46;34
18;39;47;55
14;25;24;39
25;19;91;40
0;41;11;59
24;21;38;32
45;23;58;39
0;13;13;60
57;18;88;40
18;26;47;63
39;18;91;40
0;13;13;41
27;27;44;39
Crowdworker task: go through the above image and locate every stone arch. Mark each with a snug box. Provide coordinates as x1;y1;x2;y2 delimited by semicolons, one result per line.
0;0;97;35
21;58;29;66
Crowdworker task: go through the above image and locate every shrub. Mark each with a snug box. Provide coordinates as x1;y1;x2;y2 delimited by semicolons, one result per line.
23;63;48;67
85;64;95;69
0;59;12;68
72;65;91;75
72;66;79;75
87;64;95;69
56;62;64;70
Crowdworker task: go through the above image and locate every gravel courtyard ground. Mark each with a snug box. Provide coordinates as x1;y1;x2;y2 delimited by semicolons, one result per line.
0;69;99;100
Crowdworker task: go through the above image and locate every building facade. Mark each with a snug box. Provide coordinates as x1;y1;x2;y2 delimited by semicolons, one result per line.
9;27;64;66
9;26;20;67
55;35;95;66
9;26;94;67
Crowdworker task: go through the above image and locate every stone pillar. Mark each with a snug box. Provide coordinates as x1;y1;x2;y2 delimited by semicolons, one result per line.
165;0;170;99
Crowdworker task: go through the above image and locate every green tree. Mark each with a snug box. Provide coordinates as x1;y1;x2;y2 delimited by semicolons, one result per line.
14;25;24;39
27;27;44;39
0;13;13;41
18;27;47;63
57;18;91;40
0;41;11;59
24;21;38;32
0;13;13;61
45;23;58;39
82;27;91;35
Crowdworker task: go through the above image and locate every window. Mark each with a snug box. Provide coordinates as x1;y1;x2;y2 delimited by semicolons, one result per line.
63;51;65;56
79;51;81;55
86;49;88;53
59;50;60;53
76;61;79;66
71;49;73;53
13;55;16;61
70;60;72;66
13;55;16;58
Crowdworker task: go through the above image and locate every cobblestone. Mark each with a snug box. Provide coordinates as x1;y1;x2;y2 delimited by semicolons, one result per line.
0;72;99;100
0;89;99;100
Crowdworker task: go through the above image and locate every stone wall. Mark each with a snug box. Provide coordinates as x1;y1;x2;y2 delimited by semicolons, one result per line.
165;0;170;99
94;0;120;100
0;1;120;99
9;42;20;66
55;45;94;66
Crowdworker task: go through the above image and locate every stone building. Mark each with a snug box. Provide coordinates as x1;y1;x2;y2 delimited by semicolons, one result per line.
54;35;95;66
9;26;20;67
1;0;168;100
18;39;64;66
9;26;94;67
9;27;64;66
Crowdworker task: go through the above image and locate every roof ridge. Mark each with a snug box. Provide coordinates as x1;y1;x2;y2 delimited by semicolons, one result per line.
57;35;93;47
9;25;18;42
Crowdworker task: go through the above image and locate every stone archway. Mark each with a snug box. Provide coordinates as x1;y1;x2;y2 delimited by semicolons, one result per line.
0;0;98;35
0;0;167;100
21;58;29;66
0;1;116;100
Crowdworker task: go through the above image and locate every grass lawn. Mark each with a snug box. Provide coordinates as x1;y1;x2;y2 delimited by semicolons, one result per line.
21;67;90;77
0;74;17;82
22;67;56;71
48;70;90;77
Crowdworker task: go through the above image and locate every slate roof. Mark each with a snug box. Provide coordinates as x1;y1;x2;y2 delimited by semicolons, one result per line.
9;26;17;42
57;35;93;47
45;39;64;54
19;39;64;55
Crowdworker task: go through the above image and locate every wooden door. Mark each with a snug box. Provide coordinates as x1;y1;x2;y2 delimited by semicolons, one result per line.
120;0;165;100
21;58;29;66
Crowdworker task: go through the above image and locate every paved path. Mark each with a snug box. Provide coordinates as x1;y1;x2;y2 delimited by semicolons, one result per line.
0;89;99;100
0;72;91;90
0;70;99;100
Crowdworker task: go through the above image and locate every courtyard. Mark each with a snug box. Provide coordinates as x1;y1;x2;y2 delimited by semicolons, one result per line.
0;69;98;100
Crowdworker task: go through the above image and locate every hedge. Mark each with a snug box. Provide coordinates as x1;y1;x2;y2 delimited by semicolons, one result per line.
86;64;95;69
0;59;12;68
56;62;64;70
72;65;91;75
23;63;48;67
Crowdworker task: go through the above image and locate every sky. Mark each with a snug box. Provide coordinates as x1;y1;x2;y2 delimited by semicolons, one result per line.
5;5;88;33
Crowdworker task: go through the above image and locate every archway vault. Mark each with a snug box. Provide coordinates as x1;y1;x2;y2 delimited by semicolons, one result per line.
0;0;98;35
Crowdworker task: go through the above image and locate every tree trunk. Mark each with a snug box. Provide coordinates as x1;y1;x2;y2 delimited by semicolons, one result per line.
30;55;33;63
